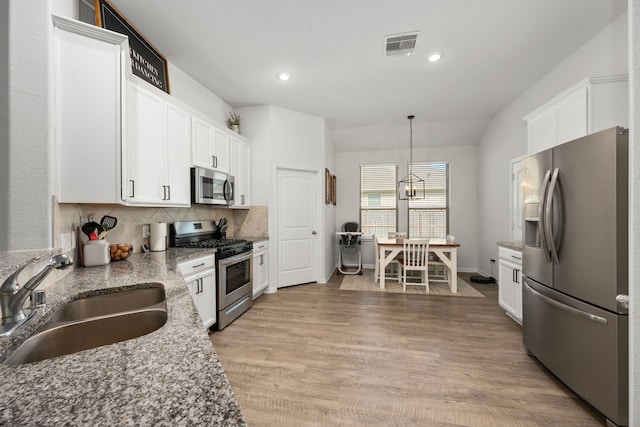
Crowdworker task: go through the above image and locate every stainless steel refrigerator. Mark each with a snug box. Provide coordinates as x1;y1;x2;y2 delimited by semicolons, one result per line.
522;126;628;427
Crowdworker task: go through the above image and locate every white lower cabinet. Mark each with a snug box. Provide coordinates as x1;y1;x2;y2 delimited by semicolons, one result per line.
252;240;269;298
498;247;522;324
178;255;216;328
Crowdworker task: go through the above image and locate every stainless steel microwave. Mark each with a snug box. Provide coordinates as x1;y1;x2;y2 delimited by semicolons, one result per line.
191;167;234;206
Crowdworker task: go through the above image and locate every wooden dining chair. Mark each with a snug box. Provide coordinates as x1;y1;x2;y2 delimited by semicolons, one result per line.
373;235;401;283
428;254;450;286
399;239;430;292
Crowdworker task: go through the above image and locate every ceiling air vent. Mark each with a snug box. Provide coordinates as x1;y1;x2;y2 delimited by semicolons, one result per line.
384;32;419;57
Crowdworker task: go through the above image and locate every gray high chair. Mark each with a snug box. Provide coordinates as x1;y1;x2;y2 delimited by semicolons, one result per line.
337;222;363;275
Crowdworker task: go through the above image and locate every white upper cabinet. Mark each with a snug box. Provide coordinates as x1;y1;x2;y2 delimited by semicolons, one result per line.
54;16;128;204
524;75;628;154
192;115;231;174
54;15;250;207
230;135;251;209
123;78;190;206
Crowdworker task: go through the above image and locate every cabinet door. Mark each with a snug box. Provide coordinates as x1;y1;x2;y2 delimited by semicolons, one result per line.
198;272;217;328
555;85;588;145
253;249;269;298
192;116;214;168
185;273;216;328
527;110;554;154
185;276;201;315
165;102;191;205
498;259;521;323
55;18;125;204
125;83;166;203
213;128;231;173
231;137;250;208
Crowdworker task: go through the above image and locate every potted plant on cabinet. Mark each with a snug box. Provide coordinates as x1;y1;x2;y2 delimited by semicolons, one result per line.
226;112;241;134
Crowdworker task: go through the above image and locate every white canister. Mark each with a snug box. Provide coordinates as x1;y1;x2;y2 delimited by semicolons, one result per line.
150;222;167;252
83;240;110;267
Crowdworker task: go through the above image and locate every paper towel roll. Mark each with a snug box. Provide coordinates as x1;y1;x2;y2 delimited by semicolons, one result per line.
150;223;167;252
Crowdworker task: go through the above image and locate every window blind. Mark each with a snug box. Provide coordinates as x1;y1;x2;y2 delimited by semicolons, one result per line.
408;162;449;238
360;164;397;237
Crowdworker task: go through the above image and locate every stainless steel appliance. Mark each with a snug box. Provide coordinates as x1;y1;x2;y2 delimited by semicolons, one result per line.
522;126;628;426
191;167;234;206
170;220;252;330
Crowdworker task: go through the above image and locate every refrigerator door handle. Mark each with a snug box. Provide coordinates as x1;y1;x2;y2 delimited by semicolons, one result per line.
528;283;608;325
538;170;552;262
545;168;561;265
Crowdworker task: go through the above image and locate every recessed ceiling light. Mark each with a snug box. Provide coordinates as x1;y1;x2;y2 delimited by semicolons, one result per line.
427;52;442;62
278;72;291;81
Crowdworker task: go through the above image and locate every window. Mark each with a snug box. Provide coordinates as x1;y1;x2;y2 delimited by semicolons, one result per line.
360;164;397;237
408;162;449;238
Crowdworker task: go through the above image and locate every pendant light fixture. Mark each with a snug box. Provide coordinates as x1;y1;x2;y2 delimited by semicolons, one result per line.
398;115;425;200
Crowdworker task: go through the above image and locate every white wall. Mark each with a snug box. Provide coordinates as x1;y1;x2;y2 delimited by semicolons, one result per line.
168;63;233;125
1;0;54;251
236;105;331;287
323;122;336;280
335;144;478;271
476;11;628;276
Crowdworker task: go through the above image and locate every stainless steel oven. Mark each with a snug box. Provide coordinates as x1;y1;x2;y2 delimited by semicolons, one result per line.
217;250;253;330
170;220;253;330
191;167;234;206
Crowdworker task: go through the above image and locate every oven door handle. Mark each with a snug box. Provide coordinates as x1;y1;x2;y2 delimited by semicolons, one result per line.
219;250;252;267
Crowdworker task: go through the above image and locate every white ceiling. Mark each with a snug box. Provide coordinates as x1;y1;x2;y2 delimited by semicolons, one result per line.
106;0;627;151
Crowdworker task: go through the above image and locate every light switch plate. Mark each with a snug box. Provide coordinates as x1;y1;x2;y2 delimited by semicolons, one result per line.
142;225;150;237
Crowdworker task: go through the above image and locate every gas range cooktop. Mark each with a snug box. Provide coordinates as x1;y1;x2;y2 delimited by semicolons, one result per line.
169;221;252;259
182;238;246;249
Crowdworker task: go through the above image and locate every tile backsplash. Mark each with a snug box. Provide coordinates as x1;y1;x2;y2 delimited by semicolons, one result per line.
53;199;268;255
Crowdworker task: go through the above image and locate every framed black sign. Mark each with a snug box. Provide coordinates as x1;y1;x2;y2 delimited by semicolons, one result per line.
95;0;170;93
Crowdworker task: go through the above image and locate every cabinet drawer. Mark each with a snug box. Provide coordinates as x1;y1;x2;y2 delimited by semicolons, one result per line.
178;254;216;276
499;247;522;265
253;240;268;252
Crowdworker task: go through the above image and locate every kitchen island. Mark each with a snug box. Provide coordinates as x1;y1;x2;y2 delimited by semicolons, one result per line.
0;248;246;426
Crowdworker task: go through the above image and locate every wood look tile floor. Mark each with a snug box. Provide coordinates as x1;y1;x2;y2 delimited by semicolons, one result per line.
210;272;606;427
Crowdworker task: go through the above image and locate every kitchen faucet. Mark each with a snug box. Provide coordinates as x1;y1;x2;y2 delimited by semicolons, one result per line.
0;254;73;336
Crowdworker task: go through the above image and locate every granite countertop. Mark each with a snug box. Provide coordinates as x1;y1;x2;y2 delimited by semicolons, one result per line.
497;241;523;251
0;248;246;426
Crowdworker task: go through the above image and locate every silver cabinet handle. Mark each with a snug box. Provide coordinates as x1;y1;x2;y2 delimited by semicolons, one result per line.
167;185;171;200
192;263;205;269
162;185;167;200
129;180;135;198
312;231;317;235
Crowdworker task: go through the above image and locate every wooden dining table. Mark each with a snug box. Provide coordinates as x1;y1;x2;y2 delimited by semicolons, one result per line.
375;237;461;292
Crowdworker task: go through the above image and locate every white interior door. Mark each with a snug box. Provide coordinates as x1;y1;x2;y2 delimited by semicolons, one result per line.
277;168;318;288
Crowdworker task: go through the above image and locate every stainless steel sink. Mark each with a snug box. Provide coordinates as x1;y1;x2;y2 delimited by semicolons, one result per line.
3;285;167;365
46;286;166;324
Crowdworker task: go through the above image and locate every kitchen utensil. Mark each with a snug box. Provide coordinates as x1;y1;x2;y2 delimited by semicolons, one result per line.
100;215;117;231
81;222;95;238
